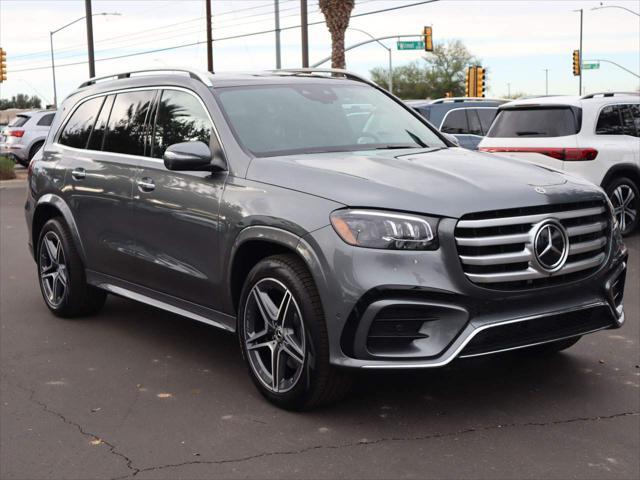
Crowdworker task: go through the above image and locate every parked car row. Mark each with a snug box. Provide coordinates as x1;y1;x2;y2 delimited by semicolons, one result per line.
0;110;56;167
26;68;628;409
406;92;640;235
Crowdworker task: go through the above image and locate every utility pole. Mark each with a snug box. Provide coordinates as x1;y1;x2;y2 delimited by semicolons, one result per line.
507;82;511;97
543;69;549;95
205;0;213;72
300;0;309;67
578;8;583;95
275;0;281;69
50;33;57;107
85;0;95;77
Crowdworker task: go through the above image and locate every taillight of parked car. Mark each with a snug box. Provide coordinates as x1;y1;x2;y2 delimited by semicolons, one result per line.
479;147;598;161
7;129;25;138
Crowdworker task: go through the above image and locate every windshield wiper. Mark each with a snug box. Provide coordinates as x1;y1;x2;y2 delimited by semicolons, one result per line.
405;130;429;147
372;144;419;150
516;131;547;136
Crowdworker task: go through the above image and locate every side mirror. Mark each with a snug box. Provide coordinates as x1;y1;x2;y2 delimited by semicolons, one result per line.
163;141;226;172
442;133;460;147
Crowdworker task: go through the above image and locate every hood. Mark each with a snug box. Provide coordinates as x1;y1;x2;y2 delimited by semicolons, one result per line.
246;147;603;218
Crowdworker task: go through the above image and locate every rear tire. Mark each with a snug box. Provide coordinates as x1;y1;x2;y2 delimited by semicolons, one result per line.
605;176;639;236
520;336;581;355
37;218;107;317
238;254;352;410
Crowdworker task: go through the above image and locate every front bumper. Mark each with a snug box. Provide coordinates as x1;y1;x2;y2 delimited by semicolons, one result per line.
303;217;627;369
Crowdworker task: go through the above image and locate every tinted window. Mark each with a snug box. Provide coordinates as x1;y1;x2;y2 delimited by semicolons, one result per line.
620;104;637;137
627;104;640;137
596;105;623;135
150;90;212;159
216;84;445;157
477;108;497;134
466;109;483;135
59;97;104;149
488;108;579;137
36;113;55;126
87;95;114;151
9;115;30;127
103;91;155;156
441;110;468;134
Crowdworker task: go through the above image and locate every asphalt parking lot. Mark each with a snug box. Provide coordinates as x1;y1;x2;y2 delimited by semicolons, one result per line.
1;181;639;480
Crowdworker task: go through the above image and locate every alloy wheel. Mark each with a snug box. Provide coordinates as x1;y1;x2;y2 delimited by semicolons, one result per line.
39;231;68;307
243;278;306;394
610;184;637;234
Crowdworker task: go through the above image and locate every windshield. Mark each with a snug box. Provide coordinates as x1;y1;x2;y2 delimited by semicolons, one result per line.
215;82;446;157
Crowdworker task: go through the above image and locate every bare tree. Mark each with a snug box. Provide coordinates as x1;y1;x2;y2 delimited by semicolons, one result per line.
319;0;355;69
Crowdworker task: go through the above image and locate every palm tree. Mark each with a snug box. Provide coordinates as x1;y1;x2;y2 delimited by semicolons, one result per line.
319;0;355;69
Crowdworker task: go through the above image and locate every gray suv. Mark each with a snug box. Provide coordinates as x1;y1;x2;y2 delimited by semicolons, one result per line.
25;68;628;410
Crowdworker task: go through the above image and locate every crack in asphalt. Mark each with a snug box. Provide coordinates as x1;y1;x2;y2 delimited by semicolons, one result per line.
12;382;140;478
114;410;639;478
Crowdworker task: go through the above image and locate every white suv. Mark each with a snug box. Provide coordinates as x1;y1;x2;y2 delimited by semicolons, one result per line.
0;110;56;167
478;93;640;235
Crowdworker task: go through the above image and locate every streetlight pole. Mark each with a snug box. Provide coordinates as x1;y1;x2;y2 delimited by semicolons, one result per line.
85;0;96;77
591;5;640;16
576;8;583;95
275;0;281;69
300;0;309;67
49;12;120;108
348;27;393;93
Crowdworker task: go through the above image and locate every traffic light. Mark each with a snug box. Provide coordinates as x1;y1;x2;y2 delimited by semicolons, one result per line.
0;48;6;83
476;66;486;97
465;66;476;97
572;49;581;76
423;26;433;52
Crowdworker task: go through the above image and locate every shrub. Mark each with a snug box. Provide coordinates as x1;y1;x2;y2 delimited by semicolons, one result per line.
0;155;16;180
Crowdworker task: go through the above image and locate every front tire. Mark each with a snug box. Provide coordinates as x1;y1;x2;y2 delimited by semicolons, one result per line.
37;218;107;317
238;254;351;410
605;177;639;235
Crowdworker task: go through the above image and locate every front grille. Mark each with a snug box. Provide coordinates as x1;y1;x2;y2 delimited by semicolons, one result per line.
455;200;609;290
459;305;614;357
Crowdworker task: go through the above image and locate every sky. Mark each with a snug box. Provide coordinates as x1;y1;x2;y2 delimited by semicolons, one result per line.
0;0;638;106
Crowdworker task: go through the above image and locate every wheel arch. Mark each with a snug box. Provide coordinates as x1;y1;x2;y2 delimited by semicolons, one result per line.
226;226;328;317
600;163;640;191
33;195;86;263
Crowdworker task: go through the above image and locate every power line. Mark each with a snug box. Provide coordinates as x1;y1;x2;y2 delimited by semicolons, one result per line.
8;1;437;73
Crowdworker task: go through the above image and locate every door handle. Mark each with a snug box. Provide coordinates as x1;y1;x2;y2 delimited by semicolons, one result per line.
136;177;155;192
71;168;86;180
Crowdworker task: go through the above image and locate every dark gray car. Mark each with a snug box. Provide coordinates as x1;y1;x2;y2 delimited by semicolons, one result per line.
25;68;628;410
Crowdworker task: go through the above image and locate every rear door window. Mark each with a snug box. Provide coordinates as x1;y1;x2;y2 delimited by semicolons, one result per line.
488;107;579;137
37;113;55;126
627;104;640;137
596;105;623;135
58;97;104;149
620;104;638;137
441;109;468;134
103;90;155;156
477;108;497;134
151;89;212;159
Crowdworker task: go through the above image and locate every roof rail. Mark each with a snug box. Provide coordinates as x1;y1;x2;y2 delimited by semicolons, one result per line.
268;68;376;88
78;68;214;89
581;91;639;100
430;97;508;104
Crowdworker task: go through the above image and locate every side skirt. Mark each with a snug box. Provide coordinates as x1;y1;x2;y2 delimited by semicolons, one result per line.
86;270;236;333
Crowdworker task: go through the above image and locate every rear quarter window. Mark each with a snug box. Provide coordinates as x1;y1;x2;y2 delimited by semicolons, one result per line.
487;107;580;137
36;113;55;127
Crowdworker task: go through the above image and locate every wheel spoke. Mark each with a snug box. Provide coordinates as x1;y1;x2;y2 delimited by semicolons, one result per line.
623;188;635;207
245;327;270;348
247;339;275;352
271;345;284;391
277;290;292;326
625;208;636;222
44;237;59;264
252;288;278;328
281;338;304;365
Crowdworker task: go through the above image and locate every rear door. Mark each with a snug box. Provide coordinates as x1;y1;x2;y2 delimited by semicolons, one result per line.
132;88;227;310
59;90;155;281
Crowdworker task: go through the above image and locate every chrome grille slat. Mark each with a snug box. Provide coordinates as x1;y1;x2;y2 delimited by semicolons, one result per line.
455;201;609;289
457;206;605;229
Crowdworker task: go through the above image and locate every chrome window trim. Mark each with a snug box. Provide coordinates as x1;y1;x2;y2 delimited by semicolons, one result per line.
53;85;227;163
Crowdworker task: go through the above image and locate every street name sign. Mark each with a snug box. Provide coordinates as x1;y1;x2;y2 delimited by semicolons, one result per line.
397;41;425;50
582;62;600;70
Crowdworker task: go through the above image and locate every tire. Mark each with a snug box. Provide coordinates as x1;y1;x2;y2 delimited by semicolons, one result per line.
28;141;44;161
238;254;351;410
605;176;639;236
520;336;581;356
36;218;107;317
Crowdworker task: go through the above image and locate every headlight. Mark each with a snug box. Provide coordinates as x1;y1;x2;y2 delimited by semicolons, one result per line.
330;209;438;250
